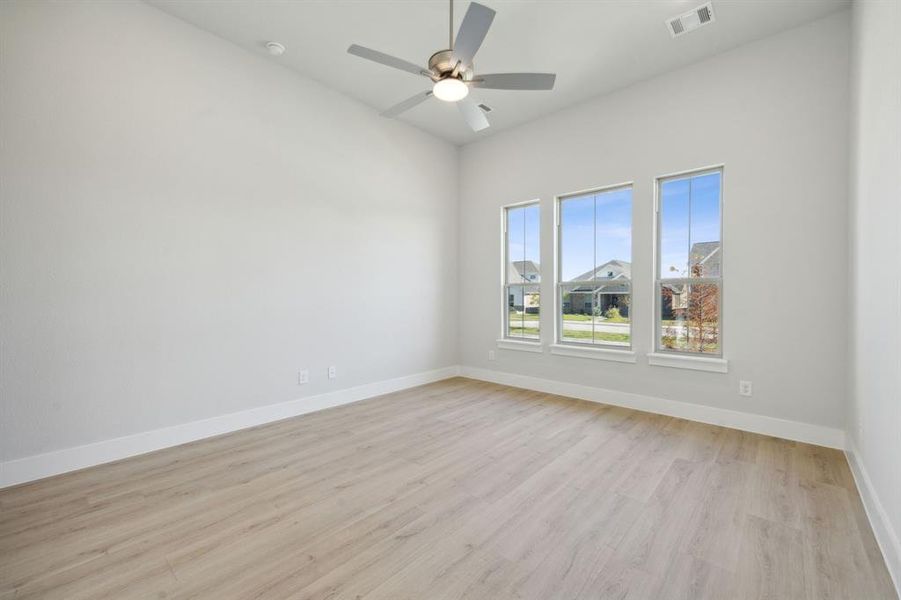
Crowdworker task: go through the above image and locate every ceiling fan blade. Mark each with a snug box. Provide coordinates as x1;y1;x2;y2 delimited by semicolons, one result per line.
451;2;496;69
458;98;490;132
348;44;429;77
470;73;556;90
380;91;433;118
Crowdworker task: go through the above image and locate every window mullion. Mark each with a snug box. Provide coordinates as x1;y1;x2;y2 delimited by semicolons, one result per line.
687;174;692;278
521;207;526;335
592;193;597;344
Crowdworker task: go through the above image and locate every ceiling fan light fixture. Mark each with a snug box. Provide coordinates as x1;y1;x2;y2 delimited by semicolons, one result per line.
348;1;555;131
433;77;469;102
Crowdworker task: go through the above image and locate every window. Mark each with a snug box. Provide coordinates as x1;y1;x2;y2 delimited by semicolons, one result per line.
557;185;632;348
504;202;540;340
655;168;722;355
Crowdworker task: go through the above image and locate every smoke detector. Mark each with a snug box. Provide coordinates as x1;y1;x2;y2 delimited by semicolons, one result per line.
266;41;286;56
666;2;715;38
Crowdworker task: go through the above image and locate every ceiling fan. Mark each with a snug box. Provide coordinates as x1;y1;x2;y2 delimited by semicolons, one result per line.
347;0;556;132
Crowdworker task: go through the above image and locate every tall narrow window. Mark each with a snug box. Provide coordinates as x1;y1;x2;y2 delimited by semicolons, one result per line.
504;202;540;340
656;168;723;354
558;185;633;348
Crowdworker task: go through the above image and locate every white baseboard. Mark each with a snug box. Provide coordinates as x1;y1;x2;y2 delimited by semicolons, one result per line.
460;366;845;449
0;364;848;489
0;365;461;489
7;362;892;592
846;442;901;596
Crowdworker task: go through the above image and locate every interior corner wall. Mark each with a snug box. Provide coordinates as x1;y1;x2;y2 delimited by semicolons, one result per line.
847;0;901;587
0;0;459;463
458;12;851;432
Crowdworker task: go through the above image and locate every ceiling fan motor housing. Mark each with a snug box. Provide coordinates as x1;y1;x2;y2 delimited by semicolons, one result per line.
347;1;555;131
428;50;473;80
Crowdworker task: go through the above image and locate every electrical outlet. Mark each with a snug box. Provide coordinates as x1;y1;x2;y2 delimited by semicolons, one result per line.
328;366;336;380
298;370;309;385
739;380;752;397
488;350;496;361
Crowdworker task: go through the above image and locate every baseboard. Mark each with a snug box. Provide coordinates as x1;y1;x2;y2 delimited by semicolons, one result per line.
0;365;461;489
846;442;901;596
460;366;845;449
0;364;847;489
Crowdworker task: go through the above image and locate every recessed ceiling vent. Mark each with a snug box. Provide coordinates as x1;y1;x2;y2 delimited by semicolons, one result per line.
667;2;715;38
478;103;493;113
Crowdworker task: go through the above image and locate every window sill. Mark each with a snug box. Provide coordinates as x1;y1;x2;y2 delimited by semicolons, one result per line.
496;338;543;353
550;343;637;363
647;352;728;373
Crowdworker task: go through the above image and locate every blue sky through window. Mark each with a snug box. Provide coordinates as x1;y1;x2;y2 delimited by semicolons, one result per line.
560;187;632;282
660;171;721;278
506;203;540;282
507;174;718;284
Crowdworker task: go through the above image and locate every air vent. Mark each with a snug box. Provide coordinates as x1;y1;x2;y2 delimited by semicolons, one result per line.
478;103;493;113
667;2;715;38
697;4;712;23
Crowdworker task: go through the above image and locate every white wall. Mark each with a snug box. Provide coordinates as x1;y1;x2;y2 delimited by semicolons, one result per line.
847;0;901;587
459;13;851;432
0;0;458;462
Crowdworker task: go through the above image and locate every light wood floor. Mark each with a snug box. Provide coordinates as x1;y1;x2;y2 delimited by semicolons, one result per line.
0;378;895;599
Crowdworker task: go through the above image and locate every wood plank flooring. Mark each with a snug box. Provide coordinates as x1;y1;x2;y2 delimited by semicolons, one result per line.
0;377;896;599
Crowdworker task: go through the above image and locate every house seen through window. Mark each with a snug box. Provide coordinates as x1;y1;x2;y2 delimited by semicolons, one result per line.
558;185;633;348
504;202;540;340
656;168;722;354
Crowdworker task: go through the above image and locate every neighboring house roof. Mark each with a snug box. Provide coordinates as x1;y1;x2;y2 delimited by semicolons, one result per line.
570;260;631;283
689;242;721;277
569;283;630;295
508;260;540;283
567;260;631;295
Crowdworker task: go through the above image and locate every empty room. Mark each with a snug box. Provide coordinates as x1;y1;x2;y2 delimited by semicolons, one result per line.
1;0;899;598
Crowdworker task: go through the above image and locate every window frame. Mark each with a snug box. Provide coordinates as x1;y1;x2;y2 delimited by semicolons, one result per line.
500;199;542;344
555;182;634;352
652;165;725;358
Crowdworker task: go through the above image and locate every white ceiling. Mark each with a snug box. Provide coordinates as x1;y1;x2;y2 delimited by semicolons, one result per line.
147;0;848;145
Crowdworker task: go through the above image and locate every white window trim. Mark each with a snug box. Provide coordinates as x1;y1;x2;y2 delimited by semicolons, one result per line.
501;199;542;343
550;343;636;363
647;352;728;373
554;182;635;355
650;165;725;367
497;338;544;353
